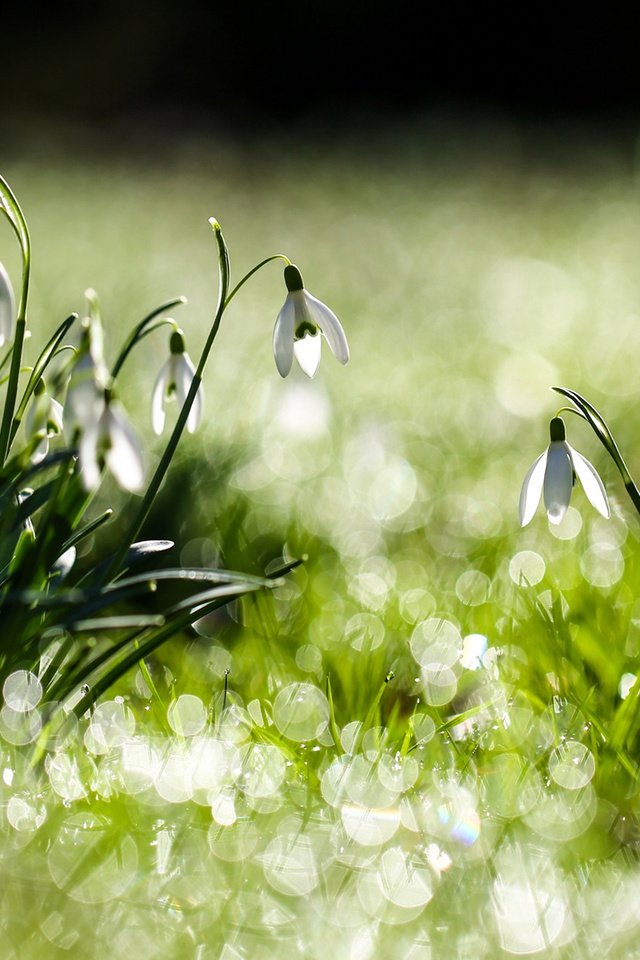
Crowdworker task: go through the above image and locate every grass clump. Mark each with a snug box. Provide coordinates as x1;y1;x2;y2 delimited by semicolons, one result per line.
2;133;640;957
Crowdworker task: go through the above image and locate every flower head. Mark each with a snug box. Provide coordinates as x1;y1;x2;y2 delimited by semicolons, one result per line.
273;264;349;378
64;317;108;439
0;261;15;347
25;379;64;464
519;416;610;526
151;329;203;435
79;392;145;493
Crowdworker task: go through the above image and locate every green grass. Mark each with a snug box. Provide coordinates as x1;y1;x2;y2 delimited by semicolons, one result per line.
3;124;640;957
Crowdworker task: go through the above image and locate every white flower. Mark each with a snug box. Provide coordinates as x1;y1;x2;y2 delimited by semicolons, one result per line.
151;330;203;434
51;545;77;581
273;264;349;378
65;320;108;438
79;397;145;493
519;416;610;526
25;380;64;463
0;261;15;347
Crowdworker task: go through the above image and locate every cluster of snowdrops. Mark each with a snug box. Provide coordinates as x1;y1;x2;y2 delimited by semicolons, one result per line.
0;171;635;722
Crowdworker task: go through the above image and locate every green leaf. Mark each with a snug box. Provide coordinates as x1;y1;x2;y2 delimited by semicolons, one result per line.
0;175;29;257
10;313;77;443
68;580;262;713
553;386;640;516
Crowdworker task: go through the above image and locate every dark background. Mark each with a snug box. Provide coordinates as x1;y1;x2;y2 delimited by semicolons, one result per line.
2;1;639;133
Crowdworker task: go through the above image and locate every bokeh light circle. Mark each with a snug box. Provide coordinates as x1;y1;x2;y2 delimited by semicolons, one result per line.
3;671;42;713
549;740;595;789
272;683;329;742
167;694;207;737
509;550;545;586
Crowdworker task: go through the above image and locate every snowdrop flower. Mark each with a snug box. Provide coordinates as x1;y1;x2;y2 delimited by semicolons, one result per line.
79;392;145;493
25;379;64;464
519;416;610;526
273;264;349;378
151;329;203;434
0;261;15;347
65;318;108;438
51;545;77;582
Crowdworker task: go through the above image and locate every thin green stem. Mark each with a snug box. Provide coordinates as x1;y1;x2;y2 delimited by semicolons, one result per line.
101;221;230;582
0;178;31;465
111;296;186;380
99;240;292;584
10;313;77;446
553;386;640;517
0;344;15;375
224;254;290;308
554;405;586;421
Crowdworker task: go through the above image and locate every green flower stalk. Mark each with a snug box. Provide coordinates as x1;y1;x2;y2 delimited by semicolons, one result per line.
553;386;640;517
0;175;343;714
0;175;31;465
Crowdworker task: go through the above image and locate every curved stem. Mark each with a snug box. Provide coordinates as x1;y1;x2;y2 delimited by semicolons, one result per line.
101;221;230;582
0;177;31;465
10;313;77;446
554;405;587;422
0;343;15;375
111;296;186;380
553;386;640;517
224;254;290;308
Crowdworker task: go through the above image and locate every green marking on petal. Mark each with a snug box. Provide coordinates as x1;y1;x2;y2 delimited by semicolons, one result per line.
295;321;318;340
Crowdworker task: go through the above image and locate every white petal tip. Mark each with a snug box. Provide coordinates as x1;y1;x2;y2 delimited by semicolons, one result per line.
518;451;547;527
570;447;610;521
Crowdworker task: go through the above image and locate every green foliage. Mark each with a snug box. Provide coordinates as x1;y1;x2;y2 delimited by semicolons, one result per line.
3;139;640;958
0;176;284;723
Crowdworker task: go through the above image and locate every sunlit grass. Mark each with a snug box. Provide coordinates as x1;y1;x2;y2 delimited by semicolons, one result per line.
4;125;640;957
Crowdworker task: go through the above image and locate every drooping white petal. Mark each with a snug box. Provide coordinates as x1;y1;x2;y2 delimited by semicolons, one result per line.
151;359;170;435
518;450;547;526
65;352;106;438
26;392;48;439
294;332;322;378
273;295;296;377
173;353;191;404
0;262;15;348
27;394;63;464
105;406;145;493
569;446;610;518
78;423;102;491
47;398;64;435
174;352;203;433
53;545;77;580
305;291;350;365
31;436;49;465
543;441;573;524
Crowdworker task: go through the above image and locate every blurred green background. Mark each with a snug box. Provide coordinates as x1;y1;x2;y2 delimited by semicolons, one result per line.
5;120;640;710
6;102;640;958
3;3;640;955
